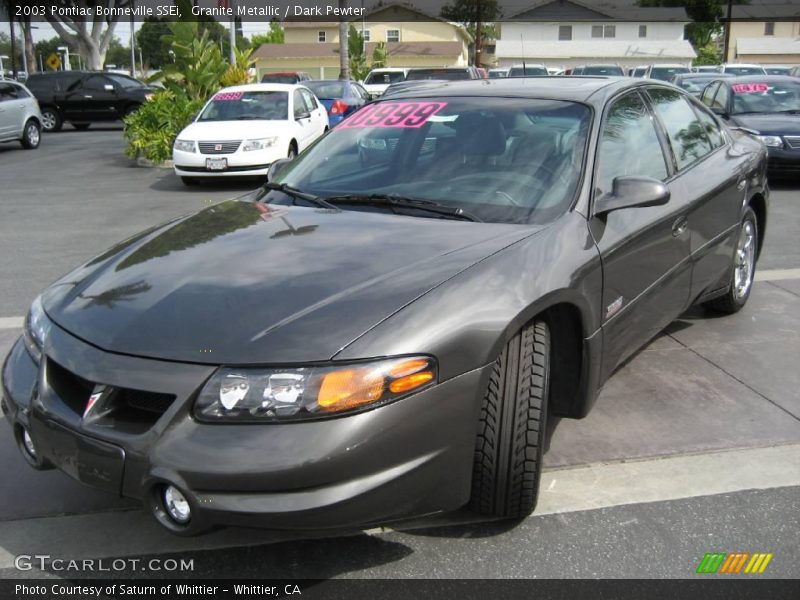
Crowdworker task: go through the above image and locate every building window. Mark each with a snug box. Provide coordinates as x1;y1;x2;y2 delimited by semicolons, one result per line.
318;31;326;43
639;25;647;38
386;29;400;43
591;25;615;38
363;29;370;42
558;25;572;40
764;22;775;36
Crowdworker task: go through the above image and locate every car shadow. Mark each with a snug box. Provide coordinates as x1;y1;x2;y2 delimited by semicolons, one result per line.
149;171;263;193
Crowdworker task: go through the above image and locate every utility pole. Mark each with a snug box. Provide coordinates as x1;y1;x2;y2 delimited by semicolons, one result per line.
474;0;482;67
130;0;136;76
229;0;236;65
10;15;17;79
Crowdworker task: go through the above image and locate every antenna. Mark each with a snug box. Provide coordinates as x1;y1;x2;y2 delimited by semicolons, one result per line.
520;34;527;75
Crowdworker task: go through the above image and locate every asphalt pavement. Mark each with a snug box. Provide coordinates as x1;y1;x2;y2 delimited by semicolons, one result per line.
0;128;798;580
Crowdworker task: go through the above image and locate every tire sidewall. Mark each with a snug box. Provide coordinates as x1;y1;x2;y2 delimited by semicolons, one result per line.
22;119;41;149
731;208;758;309
40;108;61;132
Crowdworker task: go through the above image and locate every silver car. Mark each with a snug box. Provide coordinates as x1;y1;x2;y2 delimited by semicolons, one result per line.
0;80;42;150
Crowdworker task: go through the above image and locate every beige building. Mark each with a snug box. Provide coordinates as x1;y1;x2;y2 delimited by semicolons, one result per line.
726;20;800;64
253;4;472;80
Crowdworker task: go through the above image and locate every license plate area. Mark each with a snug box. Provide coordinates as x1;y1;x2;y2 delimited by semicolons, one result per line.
206;157;228;171
30;418;125;494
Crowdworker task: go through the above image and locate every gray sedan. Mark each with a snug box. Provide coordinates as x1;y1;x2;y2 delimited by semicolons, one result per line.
0;80;42;150
2;78;767;535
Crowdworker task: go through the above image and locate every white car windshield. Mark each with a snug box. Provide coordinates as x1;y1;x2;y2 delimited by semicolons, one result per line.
269;97;592;225
365;72;406;85
198;91;289;121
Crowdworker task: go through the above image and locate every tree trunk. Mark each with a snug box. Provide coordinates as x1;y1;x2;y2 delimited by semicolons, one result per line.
20;17;37;74
338;0;349;80
45;9;120;70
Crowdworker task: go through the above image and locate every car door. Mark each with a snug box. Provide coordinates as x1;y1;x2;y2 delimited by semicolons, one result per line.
589;89;692;379
644;86;745;303
292;88;315;151
0;83;23;138
299;88;326;139
65;74;117;121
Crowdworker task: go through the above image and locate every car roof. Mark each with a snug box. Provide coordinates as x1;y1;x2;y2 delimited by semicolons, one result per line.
214;83;308;93
378;76;656;104
716;75;797;84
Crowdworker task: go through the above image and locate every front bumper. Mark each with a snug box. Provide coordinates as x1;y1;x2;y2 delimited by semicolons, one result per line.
766;146;800;177
173;148;279;177
2;324;487;535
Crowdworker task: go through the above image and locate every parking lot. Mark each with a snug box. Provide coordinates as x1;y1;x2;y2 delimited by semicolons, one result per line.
1;128;799;579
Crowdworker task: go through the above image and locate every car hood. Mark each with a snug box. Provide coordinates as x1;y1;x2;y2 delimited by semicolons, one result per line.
730;113;800;136
42;200;538;364
179;120;293;141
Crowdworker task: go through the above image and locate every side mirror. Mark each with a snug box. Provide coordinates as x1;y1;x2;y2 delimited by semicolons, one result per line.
594;176;670;215
267;158;293;182
296;111;310;121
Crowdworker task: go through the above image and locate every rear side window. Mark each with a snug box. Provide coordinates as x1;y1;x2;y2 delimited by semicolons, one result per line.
692;104;726;149
596;91;669;196
647;88;713;170
711;84;730;113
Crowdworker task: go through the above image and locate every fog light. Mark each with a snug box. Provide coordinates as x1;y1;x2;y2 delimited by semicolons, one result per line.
22;428;37;459
163;486;191;524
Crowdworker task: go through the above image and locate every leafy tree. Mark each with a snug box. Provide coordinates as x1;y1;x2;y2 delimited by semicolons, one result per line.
105;38;132;69
348;25;369;81
220;45;255;87
372;42;388;69
251;21;285;47
694;42;721;65
33;35;77;70
0;32;23;71
137;17;172;69
637;1;748;49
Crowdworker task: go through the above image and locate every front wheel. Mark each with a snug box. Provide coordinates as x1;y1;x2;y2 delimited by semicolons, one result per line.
287;143;297;159
21;119;41;149
40;107;62;132
704;207;758;314
470;320;550;518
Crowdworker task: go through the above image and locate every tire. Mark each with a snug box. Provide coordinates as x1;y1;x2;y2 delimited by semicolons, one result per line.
40;107;62;132
704;207;758;314
20;119;41;149
181;177;198;186
72;122;91;130
123;104;141;118
470;320;550;518
288;142;297;159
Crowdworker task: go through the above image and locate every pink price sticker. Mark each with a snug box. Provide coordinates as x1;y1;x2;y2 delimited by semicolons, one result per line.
213;92;243;101
731;83;769;94
339;102;448;129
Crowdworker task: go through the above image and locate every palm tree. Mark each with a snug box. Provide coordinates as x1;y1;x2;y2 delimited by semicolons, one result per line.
338;0;350;80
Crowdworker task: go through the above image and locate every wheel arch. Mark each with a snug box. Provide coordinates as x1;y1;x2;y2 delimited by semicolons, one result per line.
747;192;767;261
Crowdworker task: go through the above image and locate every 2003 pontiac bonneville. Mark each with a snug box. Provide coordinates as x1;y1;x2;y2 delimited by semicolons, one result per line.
2;78;767;534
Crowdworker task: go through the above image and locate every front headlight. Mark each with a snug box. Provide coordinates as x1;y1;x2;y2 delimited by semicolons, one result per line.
758;135;783;148
23;296;52;363
242;137;278;152
173;139;196;153
194;356;437;422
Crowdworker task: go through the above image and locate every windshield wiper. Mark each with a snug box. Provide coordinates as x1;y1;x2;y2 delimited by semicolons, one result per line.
775;109;800;115
262;182;339;210
324;193;482;222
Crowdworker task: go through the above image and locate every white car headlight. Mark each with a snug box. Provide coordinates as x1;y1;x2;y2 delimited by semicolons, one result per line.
23;296;52;363
242;137;278;152
757;135;783;148
173;139;196;153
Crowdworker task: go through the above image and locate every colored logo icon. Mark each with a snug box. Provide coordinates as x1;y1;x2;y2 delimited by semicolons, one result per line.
697;552;773;574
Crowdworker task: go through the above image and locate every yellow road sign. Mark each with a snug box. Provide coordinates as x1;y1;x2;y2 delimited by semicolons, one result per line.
46;53;61;71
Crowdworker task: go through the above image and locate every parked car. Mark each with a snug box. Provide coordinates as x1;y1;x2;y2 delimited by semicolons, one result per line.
670;72;732;98
24;71;154;132
381;79;447;98
0;80;42;150
304;80;369;127
405;67;482;81
361;68;409;98
260;72;311;84
718;63;767;76
629;65;648;77
488;68;509;78
700;75;800;177
579;64;625;76
507;64;548;77
3;77;768;535
763;65;793;76
172;83;329;184
547;67;565;76
789;66;800;78
692;66;718;74
645;64;691;81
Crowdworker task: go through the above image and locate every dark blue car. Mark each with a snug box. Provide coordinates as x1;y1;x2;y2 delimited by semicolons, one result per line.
305;80;370;127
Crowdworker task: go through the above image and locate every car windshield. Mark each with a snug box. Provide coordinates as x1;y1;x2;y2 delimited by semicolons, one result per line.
725;66;766;76
675;77;714;93
267;97;591;225
488;71;508;78
305;81;346;99
765;67;790;75
582;66;624;76
261;74;299;84
731;80;800;114
105;74;145;88
406;69;471;81
650;67;690;81
365;71;406;85
198;91;289;121
508;66;548;77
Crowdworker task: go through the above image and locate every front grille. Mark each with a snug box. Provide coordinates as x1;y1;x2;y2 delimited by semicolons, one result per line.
119;389;175;415
198;140;241;154
47;359;94;417
784;136;800;149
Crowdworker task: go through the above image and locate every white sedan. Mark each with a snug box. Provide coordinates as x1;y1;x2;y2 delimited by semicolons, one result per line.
173;83;329;185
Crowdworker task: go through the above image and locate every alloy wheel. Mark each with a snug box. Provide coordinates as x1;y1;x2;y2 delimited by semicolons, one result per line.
734;220;755;300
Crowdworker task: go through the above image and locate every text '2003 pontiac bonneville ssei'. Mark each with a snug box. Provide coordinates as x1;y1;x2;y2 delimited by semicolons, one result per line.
2;78;768;535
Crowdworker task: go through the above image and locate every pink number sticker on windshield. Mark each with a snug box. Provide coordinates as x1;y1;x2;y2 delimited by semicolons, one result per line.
214;92;243;101
340;102;448;129
731;83;769;94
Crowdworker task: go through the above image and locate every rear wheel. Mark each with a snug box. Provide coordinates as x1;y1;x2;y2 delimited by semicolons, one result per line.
704;207;758;314
470;320;550;518
21;119;41;149
72;122;91;130
40;107;62;132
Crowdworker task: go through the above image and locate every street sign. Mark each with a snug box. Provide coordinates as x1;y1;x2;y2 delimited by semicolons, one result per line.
46;53;61;71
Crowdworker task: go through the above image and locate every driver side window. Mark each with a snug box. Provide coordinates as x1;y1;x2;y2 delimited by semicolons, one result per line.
596;92;669;197
83;75;111;91
293;90;307;119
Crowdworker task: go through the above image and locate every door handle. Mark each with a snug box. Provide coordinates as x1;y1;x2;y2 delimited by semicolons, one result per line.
672;216;688;237
83;95;93;99
736;179;746;191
